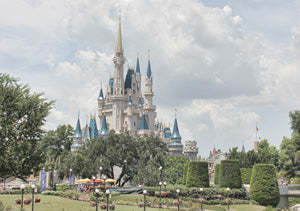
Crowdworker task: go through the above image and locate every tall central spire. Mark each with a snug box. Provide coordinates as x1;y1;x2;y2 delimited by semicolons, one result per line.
117;10;123;51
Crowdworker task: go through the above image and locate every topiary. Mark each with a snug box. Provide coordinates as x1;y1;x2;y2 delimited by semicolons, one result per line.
250;164;279;207
186;161;209;187
183;163;189;185
220;160;242;188
240;168;252;184
214;164;220;185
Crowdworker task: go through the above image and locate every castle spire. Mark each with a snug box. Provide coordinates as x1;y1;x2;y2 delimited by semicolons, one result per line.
117;9;123;51
136;51;140;74
171;116;181;139
99;115;109;135
74;113;82;138
147;49;152;79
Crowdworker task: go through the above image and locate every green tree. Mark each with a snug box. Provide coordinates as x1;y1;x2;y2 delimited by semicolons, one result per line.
257;139;279;168
279;134;300;178
214;164;220;185
0;73;53;179
289;110;300;134
41;124;73;170
163;155;189;185
220;160;242;188
186;161;209;187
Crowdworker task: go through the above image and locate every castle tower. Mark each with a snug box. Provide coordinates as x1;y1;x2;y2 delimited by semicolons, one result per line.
89;115;99;139
143;51;156;133
184;140;198;161
168;116;183;156
71;113;83;152
83;121;91;142
135;53;142;97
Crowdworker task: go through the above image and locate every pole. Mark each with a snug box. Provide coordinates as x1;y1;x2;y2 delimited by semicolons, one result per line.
144;193;146;211
96;194;98;211
21;188;24;209
93;178;95;196
32;188;34;211
106;193;109;211
159;183;162;208
177;193;180;211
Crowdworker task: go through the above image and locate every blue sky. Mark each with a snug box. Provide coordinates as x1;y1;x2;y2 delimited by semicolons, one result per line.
1;0;300;157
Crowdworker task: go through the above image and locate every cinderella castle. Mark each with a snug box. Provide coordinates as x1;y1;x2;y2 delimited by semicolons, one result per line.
71;14;198;161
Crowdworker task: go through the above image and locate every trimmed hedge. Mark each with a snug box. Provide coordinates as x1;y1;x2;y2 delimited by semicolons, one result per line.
250;164;279;207
214;164;220;185
182;164;188;185
186;161;209;187
145;186;249;200
220;160;242;188
241;168;252;184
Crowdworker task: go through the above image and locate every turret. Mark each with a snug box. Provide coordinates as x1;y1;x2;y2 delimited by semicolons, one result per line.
168;114;183;156
99;115;109;136
135;52;142;96
71;112;83;152
89;115;99;139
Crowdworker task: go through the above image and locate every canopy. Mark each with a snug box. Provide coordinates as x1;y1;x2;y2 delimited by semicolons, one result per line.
76;178;90;183
105;178;116;183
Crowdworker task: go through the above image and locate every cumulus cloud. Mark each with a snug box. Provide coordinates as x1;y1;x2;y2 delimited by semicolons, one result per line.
1;0;300;156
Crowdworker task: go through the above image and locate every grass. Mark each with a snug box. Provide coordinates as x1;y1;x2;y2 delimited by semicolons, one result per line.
0;193;268;211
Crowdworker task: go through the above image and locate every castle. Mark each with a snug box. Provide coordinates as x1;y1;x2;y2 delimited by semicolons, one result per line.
71;14;198;161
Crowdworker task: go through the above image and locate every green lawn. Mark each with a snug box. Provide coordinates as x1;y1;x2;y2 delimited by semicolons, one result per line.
0;194;268;211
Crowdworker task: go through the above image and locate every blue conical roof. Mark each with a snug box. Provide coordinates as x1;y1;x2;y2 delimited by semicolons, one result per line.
208;151;212;160
99;115;109;135
242;144;246;153
147;59;151;79
98;88;104;99
136;56;140;74
83;123;90;141
73;118;82;138
139;114;149;130
128;95;133;106
171;118;181;139
138;97;143;107
89;118;98;139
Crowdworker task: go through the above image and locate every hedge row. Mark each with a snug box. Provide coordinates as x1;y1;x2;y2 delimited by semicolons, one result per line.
182;164;188;185
250;164;279;207
186;161;209;187
214;164;220;185
145;186;248;200
241;168;252;184
220;160;242;189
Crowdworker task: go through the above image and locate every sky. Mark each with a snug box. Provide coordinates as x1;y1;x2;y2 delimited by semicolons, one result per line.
1;0;300;157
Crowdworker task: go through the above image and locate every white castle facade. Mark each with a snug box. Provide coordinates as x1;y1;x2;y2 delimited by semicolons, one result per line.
71;15;198;161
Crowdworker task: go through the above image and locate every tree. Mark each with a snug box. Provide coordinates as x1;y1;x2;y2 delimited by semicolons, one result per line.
279;134;300;178
289;110;300;134
214;164;220;185
250;164;279;207
41;124;73;170
0;73;53;179
256;139;279;168
163;155;189;185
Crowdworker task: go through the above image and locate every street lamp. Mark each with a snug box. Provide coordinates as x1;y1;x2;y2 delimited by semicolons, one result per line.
99;166;102;178
163;182;167;200
95;188;100;211
31;184;35;211
92;176;96;196
20;184;25;209
199;188;204;211
159;166;163;180
159;181;162;208
143;189;147;211
226;187;230;211
105;189;110;211
103;175;107;193
69;168;72;190
176;189;180;211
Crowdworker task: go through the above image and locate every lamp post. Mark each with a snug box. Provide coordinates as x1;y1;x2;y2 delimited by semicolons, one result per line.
226;187;230;211
99;166;102;178
159;181;162;208
163;181;167;200
103;175;107;193
159;166;163;180
69;168;72;190
31;184;35;211
200;188;204;211
92;176;96;196
95;188;100;211
143;189;147;211
20;184;25;209
176;189;180;211
105;189;110;211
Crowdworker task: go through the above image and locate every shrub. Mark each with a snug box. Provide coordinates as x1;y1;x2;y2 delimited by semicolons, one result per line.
241;168;252;184
250;164;279;207
291;178;300;184
56;184;70;192
220;160;242;188
186;161;209;187
183;164;188;185
214;164;220;185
